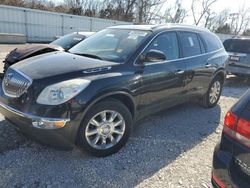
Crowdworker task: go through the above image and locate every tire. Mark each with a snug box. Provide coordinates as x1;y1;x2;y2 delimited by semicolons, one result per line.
77;99;132;157
201;76;223;108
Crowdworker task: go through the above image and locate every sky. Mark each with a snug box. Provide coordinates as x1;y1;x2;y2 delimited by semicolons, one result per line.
163;0;250;24
176;0;248;13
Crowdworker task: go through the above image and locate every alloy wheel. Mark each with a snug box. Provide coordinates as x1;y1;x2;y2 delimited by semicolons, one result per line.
209;81;221;104
85;110;126;150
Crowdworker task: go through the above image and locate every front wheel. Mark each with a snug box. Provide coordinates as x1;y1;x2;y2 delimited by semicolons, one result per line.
77;99;132;157
201;77;223;108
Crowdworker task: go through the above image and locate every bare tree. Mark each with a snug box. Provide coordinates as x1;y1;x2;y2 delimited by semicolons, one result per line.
136;0;165;23
211;9;230;32
191;0;218;26
231;4;250;35
0;0;25;6
204;11;216;29
164;0;188;23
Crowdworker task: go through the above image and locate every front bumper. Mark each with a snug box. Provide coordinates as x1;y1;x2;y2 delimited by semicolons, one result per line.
0;101;77;149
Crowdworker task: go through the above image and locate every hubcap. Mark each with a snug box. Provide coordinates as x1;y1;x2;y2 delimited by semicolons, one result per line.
85;110;125;149
209;81;221;104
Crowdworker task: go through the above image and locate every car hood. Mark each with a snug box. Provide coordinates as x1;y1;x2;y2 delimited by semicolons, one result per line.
11;51;118;79
5;44;64;64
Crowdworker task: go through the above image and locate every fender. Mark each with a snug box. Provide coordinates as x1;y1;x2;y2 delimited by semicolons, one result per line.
81;90;136;121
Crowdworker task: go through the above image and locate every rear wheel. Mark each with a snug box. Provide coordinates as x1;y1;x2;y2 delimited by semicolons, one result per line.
77;99;132;157
201;76;223;108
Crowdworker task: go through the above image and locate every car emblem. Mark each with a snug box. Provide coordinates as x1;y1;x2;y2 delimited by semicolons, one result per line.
4;73;13;86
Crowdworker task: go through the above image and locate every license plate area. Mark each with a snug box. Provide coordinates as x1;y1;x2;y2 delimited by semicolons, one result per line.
230;56;240;61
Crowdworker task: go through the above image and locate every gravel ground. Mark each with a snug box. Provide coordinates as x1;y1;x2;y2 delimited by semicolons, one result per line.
0;44;249;188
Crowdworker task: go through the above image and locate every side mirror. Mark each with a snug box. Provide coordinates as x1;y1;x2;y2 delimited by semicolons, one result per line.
143;50;166;63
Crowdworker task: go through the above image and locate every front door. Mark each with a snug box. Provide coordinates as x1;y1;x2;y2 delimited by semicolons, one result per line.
136;31;187;116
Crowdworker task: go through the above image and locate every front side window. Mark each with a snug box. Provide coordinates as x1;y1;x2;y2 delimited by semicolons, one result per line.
144;32;179;61
179;32;201;57
69;29;151;63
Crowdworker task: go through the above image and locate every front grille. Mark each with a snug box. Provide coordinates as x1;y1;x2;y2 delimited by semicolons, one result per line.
2;68;32;98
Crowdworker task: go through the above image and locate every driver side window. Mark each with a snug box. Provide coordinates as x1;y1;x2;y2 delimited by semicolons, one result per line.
145;32;179;61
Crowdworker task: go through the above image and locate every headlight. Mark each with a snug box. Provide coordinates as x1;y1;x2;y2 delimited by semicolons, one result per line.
36;79;90;105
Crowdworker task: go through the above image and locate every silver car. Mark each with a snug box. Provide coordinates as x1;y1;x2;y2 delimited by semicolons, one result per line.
224;37;250;76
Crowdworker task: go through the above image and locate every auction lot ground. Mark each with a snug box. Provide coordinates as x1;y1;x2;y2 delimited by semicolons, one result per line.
0;44;249;188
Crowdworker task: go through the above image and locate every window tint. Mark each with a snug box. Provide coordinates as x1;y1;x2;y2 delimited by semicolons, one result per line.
200;32;222;52
70;29;150;63
223;39;250;54
144;32;179;60
198;35;206;53
179;32;201;57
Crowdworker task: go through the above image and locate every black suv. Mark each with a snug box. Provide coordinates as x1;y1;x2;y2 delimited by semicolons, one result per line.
0;24;228;156
212;89;250;187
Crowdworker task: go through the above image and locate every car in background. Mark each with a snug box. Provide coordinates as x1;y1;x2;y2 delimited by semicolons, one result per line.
0;24;228;157
212;89;250;187
224;37;250;77
2;32;94;73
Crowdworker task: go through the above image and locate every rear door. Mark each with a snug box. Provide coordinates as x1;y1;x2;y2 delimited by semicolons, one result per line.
178;31;211;96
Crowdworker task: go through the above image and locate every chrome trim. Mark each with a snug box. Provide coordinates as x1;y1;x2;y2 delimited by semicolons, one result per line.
12;67;33;83
133;29;225;66
83;66;112;74
2;67;33;98
0;101;70;127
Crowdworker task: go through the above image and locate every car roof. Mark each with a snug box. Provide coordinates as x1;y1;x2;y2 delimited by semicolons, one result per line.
72;31;95;37
225;37;250;41
109;24;210;33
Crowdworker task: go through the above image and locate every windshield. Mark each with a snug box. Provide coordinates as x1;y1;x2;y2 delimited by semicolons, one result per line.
223;39;250;54
51;33;86;51
69;29;151;63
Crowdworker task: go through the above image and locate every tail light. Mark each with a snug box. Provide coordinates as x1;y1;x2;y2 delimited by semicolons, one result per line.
223;111;250;148
224;111;238;129
212;171;226;188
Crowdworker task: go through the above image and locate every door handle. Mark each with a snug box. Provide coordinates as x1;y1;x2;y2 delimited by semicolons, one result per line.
175;70;185;75
205;63;212;68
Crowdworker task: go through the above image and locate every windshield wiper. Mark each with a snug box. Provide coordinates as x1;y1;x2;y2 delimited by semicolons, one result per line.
74;53;103;60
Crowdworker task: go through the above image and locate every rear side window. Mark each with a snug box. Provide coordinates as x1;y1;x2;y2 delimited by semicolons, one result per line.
179;32;201;57
200;32;222;52
223;39;250;54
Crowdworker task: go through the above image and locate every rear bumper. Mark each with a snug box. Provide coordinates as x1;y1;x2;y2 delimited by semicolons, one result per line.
212;141;250;188
0;102;76;149
212;143;235;188
226;64;250;75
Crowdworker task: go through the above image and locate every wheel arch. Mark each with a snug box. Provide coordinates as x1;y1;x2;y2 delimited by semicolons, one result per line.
213;69;226;83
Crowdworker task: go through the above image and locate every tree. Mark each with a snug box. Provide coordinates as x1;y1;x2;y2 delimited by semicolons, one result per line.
136;0;165;23
242;29;250;36
191;0;218;26
164;0;188;23
215;24;231;34
230;4;250;35
0;0;25;6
